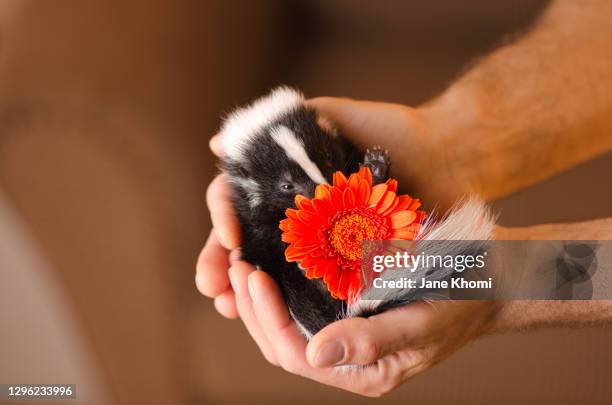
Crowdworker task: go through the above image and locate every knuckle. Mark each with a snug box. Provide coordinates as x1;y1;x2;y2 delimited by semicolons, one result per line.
377;378;400;397
357;384;384;398
261;350;279;367
359;372;399;398
358;335;380;364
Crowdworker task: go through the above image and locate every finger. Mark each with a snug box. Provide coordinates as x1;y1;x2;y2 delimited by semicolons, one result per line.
307;302;437;367
397;348;434;381
209;135;223;157
228;261;278;365
206;174;241;249
248;270;308;374
248;270;398;395
214;289;238;319
195;230;231;297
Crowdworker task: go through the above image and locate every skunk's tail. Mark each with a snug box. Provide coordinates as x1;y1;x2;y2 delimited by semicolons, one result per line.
347;198;496;317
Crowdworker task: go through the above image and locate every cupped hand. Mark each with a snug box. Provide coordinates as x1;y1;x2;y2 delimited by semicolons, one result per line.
223;266;500;396
196;96;477;395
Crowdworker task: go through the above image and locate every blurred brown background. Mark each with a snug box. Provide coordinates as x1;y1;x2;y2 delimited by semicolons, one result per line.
0;1;611;404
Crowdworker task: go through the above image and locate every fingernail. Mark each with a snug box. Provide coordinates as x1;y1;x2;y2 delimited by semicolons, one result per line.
229;248;241;263
247;272;256;300
313;341;345;368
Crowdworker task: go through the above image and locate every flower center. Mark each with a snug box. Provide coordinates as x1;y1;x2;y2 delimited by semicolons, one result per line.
328;210;387;261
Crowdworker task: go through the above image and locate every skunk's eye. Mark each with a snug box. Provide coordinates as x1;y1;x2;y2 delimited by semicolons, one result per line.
280;183;294;192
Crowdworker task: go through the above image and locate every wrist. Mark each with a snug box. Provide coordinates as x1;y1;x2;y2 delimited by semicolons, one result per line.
406;105;477;210
416;88;488;203
418;74;532;202
487;301;537;334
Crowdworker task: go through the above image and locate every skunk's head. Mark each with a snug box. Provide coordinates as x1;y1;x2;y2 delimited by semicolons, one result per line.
220;87;361;217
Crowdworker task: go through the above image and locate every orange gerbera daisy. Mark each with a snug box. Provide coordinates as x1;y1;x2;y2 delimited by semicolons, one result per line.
279;167;426;303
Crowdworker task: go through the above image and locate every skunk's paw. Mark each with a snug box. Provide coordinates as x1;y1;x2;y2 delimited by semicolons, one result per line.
362;145;390;185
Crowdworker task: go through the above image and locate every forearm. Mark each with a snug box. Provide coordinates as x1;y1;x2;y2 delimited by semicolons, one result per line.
492;301;612;333
421;0;612;201
496;217;612;240
491;217;612;333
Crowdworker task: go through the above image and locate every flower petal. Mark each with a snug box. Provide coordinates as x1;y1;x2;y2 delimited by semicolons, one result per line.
385;178;398;193
347;172;360;191
415;210;427;223
296;209;323;224
347;272;363;303
300;255;318;269
333;171;348;188
380;195;400;216
287;219;310;232
368;183;388;206
394;195;413;212
285;245;308;261
376;191;397;214
358;167;373;186
336;271;351;301
408;199;422;210
314;183;331;200
312;198;333;217
281;231;299;243
330;187;343;208
279;218;291;232
391;228;417;240
285;208;299;220
313;259;334;278
293;239;321;250
324;265;341;297
389;210;417;229
294;194;313;211
343;187;356;208
356;179;371;206
305;265;316;278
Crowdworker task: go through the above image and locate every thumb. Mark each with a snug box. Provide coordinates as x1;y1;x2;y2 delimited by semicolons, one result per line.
306;302;436;367
306;97;417;150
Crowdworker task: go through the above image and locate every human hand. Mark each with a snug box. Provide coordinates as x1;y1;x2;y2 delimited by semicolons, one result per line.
196;96;486;394
228;267;501;396
306;97;463;210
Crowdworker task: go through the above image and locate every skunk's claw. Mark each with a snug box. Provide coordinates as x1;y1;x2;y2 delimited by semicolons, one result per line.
361;145;390;185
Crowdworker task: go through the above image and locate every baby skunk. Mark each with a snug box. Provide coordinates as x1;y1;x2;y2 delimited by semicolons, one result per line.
219;87;494;338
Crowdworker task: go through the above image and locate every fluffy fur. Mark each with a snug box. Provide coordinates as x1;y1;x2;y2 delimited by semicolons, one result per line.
221;87;304;162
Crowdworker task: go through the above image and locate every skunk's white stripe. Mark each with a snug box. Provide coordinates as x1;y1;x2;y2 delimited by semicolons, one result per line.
271;125;327;185
220;87;304;161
